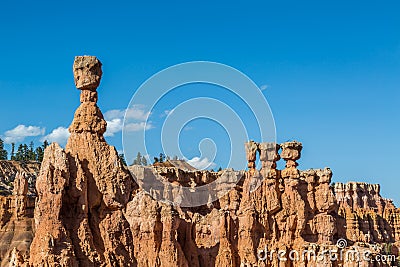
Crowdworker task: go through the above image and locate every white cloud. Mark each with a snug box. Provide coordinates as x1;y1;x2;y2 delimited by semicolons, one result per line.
105;120;153;137
2;105;152;145
260;84;270;91
3;125;45;144
125;122;153;132
41;127;70;145
104;106;153;137
104;118;123;137
187;157;217;170
104;105;150;121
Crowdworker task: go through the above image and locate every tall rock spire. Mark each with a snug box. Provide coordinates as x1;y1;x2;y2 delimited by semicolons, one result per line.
29;56;137;266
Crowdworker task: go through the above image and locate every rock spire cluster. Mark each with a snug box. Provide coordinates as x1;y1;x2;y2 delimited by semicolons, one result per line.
2;56;398;266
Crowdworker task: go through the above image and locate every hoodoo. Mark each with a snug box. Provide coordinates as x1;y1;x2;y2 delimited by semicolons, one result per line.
29;56;136;266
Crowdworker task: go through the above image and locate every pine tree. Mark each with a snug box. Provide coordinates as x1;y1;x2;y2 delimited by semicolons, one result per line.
132;152;142;165
22;144;29;161
119;154;127;166
35;146;44;162
42;140;49;150
35;140;49;162
15;144;24;161
141;156;148;166
0;138;7;160
159;153;165;163
11;143;15;160
28;141;35;160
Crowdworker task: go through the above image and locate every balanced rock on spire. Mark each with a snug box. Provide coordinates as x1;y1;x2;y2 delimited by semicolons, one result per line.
29;56;137;267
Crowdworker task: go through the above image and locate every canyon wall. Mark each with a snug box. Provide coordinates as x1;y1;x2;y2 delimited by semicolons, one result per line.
0;161;39;196
0;172;35;267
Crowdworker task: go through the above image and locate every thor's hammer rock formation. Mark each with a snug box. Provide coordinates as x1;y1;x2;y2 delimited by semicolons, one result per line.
29;56;136;266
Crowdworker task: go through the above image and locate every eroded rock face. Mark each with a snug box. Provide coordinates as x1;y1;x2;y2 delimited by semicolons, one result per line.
7;56;398;266
0;172;35;266
13;172;28;219
0;160;40;195
9;247;28;267
245;141;258;174
29;143;77;267
29;56;136;267
64;56;135;266
335;182;400;245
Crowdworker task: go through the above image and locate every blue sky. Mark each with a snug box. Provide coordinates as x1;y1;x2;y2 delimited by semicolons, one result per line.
0;0;399;204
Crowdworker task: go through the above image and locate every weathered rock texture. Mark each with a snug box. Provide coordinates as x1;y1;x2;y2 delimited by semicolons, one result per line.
2;56;399;266
0;159;39;265
335;182;400;244
0;172;34;266
27;56;137;267
0;160;39;196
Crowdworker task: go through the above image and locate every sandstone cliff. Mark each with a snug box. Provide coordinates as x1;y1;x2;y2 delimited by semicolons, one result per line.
0;161;39;196
335;182;400;249
0;172;35;266
0;161;38;266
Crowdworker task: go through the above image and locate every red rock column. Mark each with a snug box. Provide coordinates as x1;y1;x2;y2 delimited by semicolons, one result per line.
278;141;305;245
259;143;281;214
65;56;135;266
280;141;302;181
30;56;137;267
245;140;258;176
13;172;28;220
237;141;261;265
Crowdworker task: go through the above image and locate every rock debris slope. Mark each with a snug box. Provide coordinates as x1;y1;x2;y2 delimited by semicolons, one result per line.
3;56;399;266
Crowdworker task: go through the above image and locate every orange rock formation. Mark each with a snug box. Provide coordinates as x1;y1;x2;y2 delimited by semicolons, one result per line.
1;56;398;266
